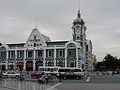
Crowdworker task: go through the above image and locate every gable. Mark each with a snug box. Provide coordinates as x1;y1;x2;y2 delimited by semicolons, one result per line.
24;27;50;49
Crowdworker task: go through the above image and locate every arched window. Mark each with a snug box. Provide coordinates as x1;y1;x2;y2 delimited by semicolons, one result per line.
0;46;6;51
67;43;76;48
0;46;6;60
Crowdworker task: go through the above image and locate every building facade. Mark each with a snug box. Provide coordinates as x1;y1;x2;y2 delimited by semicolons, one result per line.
0;11;95;71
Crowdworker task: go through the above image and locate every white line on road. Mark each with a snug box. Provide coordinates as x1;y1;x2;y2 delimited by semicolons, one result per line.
46;83;62;90
86;77;91;82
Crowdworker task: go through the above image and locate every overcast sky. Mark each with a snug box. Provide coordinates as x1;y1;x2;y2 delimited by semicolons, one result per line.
0;0;120;61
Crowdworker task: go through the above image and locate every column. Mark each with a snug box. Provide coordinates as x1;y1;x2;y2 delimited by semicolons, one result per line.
33;49;36;71
43;49;46;67
76;48;78;68
6;50;8;70
14;49;17;70
23;50;26;70
54;47;56;67
65;48;67;68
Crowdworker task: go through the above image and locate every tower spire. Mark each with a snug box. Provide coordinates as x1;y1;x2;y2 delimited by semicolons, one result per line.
77;0;81;18
77;0;80;12
77;10;81;18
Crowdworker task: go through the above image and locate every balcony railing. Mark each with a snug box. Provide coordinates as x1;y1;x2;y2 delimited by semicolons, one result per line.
16;58;24;60
25;57;33;60
35;57;44;60
56;57;65;61
7;57;15;60
67;57;76;61
45;57;54;60
0;58;6;61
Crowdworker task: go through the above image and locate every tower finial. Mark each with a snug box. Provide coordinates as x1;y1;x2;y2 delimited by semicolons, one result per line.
34;17;38;30
77;0;81;18
34;25;38;30
77;10;81;18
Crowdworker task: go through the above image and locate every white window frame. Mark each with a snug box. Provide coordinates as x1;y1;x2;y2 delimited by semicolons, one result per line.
48;50;52;57
58;50;63;57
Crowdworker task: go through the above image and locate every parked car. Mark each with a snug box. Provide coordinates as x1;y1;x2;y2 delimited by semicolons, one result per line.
3;71;20;78
31;71;43;79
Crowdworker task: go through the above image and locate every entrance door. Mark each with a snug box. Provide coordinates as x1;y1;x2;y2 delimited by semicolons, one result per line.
17;62;24;71
70;62;75;67
35;61;43;71
26;61;33;71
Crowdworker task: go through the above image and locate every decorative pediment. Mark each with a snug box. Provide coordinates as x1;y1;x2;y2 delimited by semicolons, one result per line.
24;26;51;49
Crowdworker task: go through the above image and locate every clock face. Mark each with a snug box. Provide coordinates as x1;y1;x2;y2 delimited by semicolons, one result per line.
75;28;80;34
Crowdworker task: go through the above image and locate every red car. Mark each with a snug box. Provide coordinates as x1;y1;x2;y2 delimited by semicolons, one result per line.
31;71;43;79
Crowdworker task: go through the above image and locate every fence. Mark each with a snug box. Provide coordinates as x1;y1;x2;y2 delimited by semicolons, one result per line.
0;78;58;90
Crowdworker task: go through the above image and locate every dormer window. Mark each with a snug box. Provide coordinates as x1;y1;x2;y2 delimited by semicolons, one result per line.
34;36;36;40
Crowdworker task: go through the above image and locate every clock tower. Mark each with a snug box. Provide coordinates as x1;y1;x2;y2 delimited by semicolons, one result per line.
72;11;87;47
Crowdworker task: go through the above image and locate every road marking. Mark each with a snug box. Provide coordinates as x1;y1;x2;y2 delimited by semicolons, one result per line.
46;83;62;90
86;77;91;82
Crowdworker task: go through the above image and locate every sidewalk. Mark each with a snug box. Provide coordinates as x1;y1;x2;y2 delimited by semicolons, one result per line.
0;86;16;90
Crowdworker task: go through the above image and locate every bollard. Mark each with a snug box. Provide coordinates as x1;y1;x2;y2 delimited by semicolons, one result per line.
32;82;36;90
4;79;7;87
18;82;21;90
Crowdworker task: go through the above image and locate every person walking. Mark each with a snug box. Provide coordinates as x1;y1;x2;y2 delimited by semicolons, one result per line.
112;70;115;76
58;71;62;82
0;70;3;79
19;72;24;81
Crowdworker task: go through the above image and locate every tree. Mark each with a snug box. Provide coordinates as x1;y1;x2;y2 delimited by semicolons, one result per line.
95;54;120;71
104;54;119;70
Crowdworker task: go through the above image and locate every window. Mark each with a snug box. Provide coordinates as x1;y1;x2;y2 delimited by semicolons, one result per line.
81;28;82;34
34;43;36;47
28;51;33;57
80;35;83;41
40;43;42;46
11;51;14;57
67;43;76;48
48;50;52;57
9;51;15;58
34;36;36;40
1;51;6;59
17;51;24;58
67;49;76;58
37;50;43;57
0;47;6;51
77;36;80;39
46;49;53;58
68;51;72;56
58;50;63;57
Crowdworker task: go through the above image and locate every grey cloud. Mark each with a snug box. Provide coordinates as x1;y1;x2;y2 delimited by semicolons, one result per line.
0;0;120;61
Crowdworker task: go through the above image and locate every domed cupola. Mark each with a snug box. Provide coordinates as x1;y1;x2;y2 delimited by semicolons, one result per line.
73;11;85;26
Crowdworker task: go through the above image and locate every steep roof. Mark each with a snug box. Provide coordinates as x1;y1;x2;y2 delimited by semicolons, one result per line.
7;43;25;48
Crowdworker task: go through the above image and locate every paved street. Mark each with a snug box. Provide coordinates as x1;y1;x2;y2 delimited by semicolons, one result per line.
54;75;120;90
0;75;120;90
55;83;120;90
90;75;120;83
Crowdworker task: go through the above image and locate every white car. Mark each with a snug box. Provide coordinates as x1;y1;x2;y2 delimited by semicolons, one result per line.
3;71;20;78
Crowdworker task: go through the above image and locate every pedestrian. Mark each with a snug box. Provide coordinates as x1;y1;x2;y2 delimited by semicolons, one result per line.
58;72;62;82
20;72;24;81
0;70;2;79
112;70;115;76
44;73;49;82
